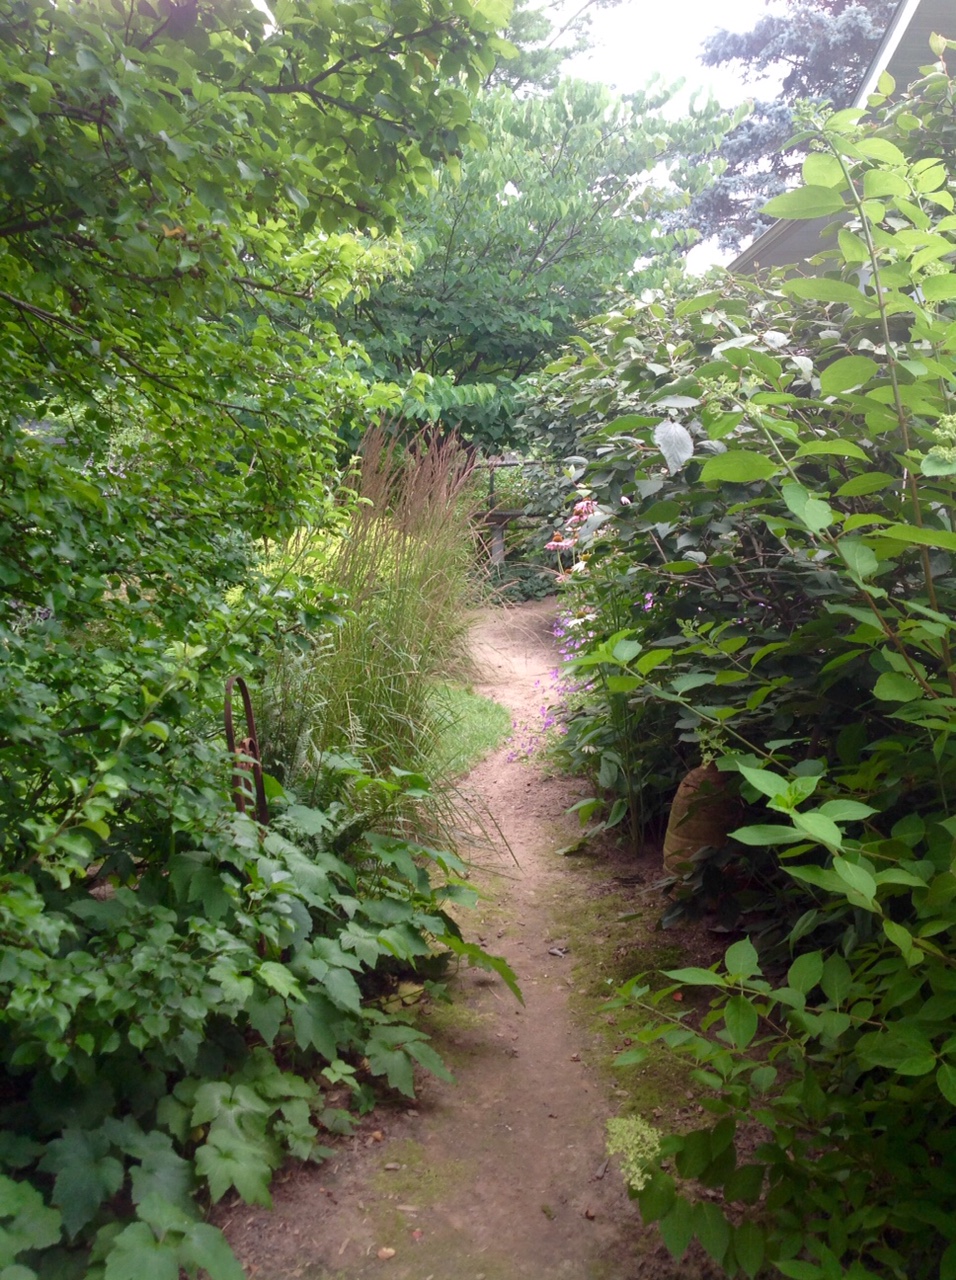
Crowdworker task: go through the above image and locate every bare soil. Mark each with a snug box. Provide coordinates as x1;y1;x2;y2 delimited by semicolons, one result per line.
222;599;718;1280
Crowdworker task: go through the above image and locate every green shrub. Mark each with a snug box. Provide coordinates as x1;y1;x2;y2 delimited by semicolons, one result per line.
526;53;956;1279
0;422;516;1278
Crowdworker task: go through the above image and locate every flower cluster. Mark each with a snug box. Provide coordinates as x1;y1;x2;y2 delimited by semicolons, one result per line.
606;1115;662;1193
504;612;592;763
544;497;597;552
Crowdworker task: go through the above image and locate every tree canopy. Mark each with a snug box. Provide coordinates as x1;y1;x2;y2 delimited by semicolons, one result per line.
686;0;895;246
334;79;734;448
0;0;512;525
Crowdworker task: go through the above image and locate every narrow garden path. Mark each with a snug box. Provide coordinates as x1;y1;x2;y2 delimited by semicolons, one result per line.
224;599;701;1280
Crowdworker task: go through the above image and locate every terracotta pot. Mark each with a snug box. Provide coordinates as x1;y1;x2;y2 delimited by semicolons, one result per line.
662;762;737;877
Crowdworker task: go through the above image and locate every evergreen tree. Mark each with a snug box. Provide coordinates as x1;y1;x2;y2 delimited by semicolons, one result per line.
688;0;896;248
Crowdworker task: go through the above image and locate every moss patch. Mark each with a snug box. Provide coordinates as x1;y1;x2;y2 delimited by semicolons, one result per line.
550;853;696;1120
369;1138;473;1205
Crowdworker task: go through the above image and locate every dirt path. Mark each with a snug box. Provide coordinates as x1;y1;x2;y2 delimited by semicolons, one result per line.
224;599;666;1280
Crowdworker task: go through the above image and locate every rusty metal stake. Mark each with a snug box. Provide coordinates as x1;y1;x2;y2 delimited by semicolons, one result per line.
224;675;269;827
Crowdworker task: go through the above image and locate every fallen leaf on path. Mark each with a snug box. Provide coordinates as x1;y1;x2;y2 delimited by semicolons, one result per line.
377;1247;396;1260
371;1130;384;1141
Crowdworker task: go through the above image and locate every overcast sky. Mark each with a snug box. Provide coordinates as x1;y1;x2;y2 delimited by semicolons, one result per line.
558;0;789;268
561;0;785;104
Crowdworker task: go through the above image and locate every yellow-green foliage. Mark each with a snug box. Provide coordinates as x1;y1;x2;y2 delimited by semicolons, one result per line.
257;428;482;785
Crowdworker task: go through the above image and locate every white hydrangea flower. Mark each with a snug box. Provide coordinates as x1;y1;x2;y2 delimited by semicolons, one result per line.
606;1115;662;1192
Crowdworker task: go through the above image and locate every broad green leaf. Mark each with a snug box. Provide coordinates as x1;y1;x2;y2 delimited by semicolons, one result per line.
659;1197;694;1260
614;1046;650;1067
102;1223;179;1280
737;765;789;800
724;995;758;1049
882;522;956;553
257;962;303;1001
863;169;909;199
776;1262;823;1279
791;810;843;848
322;966;363;1015
781;482;833;533
699;452;778;484
818;355;878;395
662;966;725;986
761;185;847;219
820;954;852;1003
612;637;642;663
195;1136;275;1207
406;1038;455;1083
884;919;918;965
794;438;868;460
816;799;876;821
39;1131;124;1239
857;137;905;165
636;649;672;676
921;275;956;302
839;228;871;266
0;1176;61;1266
675;291;722;317
921;450;956;477
937;1062;956;1105
832;856;877;901
442;938;522;1002
856;1027;936;1075
693;1201;731;1265
734;1221;766;1279
784;277;871;312
724;938;760;979
637;1171;676;1222
178;1223;245;1280
654;420;694;474
731;823;805;846
873;671;923;702
725;1163;765;1204
801;152;846;189
837;471;896;497
788;951;824;995
839;539;879;579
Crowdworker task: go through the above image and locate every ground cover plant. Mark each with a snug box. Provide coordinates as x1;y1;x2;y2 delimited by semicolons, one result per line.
527;47;956;1279
0;0;521;1273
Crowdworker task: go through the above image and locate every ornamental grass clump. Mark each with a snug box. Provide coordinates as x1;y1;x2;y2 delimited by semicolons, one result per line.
258;426;482;787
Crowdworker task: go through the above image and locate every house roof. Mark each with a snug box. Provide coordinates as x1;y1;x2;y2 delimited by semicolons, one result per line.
727;0;952;274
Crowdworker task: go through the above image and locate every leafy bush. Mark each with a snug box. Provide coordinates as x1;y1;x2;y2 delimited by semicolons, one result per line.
0;425;517;1277
526;50;956;1279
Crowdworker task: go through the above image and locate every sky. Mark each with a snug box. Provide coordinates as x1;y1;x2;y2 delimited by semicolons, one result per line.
559;0;789;268
561;0;785;105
